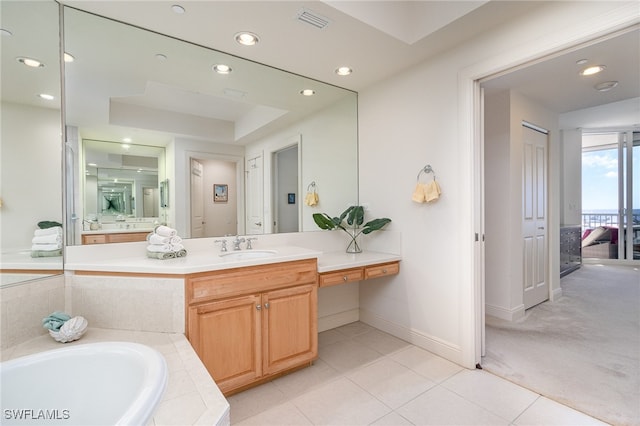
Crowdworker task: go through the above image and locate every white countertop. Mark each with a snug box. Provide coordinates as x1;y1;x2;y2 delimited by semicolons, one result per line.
1;251;63;270
1;328;230;426
65;244;401;275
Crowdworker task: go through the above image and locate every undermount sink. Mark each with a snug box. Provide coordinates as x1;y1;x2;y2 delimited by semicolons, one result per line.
219;249;278;260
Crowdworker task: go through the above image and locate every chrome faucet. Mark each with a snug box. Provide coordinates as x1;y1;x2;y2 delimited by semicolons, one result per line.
232;235;246;251
214;239;228;252
245;237;258;249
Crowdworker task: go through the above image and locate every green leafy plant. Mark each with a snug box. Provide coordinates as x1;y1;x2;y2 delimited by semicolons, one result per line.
312;206;391;253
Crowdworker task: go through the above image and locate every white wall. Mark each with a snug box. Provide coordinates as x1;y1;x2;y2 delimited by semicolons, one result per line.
357;1;637;367
0;102;62;250
201;158;238;237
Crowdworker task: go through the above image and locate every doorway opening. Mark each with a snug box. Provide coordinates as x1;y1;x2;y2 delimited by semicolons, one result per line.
272;145;300;233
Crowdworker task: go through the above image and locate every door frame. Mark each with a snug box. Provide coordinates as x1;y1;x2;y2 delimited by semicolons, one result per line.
464;10;638;368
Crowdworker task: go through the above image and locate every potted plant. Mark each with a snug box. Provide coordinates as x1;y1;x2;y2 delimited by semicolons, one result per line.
312;205;391;253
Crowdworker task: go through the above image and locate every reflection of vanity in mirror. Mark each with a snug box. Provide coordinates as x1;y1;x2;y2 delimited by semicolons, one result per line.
63;5;358;246
80;139;165;244
0;1;63;285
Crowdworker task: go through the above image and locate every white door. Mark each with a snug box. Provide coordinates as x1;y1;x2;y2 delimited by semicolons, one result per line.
190;158;204;238
522;123;548;309
245;154;264;235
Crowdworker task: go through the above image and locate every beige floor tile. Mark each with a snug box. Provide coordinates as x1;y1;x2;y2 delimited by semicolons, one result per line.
227;382;286;423
234;402;312;426
442;369;539;421
318;328;348;346
514;396;609;426
319;338;384;373
347;358;436;409
391;345;463;383
334;321;375;338
272;358;341;398
396;386;510;425
292;377;391;425
353;328;413;355
370;411;415;425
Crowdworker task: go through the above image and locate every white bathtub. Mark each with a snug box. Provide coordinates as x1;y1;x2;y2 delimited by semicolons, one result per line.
0;342;168;425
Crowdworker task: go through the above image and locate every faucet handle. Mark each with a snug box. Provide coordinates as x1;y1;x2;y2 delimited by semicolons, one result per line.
214;239;228;252
245;237;258;249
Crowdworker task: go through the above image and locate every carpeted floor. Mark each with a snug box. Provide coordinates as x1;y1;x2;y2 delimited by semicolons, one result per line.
482;264;640;426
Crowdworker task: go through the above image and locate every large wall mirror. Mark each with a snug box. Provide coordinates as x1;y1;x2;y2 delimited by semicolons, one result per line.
0;1;63;285
63;6;358;245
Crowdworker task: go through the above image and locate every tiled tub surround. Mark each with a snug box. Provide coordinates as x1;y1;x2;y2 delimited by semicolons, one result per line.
1;328;230;426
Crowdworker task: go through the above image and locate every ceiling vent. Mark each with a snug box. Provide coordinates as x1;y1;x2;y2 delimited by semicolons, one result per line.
297;9;331;29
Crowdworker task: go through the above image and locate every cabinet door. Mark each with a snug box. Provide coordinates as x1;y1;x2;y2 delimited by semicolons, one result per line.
262;284;317;375
190;294;262;393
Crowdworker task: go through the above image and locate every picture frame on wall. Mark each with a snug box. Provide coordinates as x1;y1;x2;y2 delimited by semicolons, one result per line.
214;184;228;203
288;193;296;204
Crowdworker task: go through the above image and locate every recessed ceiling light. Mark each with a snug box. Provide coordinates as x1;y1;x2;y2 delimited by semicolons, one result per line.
64;53;74;63
579;65;606;76
594;81;618;92
88;163;97;167
575;59;588;65
38;93;54;100
171;4;185;14
213;64;232;74
122;138;132;143
122;144;130;150
1;29;12;37
235;32;259;46
155;53;167;61
300;89;315;96
17;57;44;68
335;66;352;76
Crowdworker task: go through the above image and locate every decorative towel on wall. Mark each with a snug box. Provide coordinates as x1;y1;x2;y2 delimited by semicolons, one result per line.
304;182;319;206
424;180;441;202
413;164;441;203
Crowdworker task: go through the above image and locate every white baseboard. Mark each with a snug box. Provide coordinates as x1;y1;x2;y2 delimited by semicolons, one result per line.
551;286;562;301
318;309;359;332
359;309;464;367
485;303;525;321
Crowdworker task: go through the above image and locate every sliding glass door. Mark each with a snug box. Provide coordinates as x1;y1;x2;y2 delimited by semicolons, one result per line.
581;131;639;261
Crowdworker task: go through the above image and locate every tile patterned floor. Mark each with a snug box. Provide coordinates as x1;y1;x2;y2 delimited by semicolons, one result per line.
228;322;607;425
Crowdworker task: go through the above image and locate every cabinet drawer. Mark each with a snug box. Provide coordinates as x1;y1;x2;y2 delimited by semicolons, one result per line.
187;258;317;304
364;262;399;280
318;268;364;287
82;234;106;244
107;232;149;243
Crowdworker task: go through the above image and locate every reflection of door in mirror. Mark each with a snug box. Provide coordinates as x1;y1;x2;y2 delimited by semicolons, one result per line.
246;154;264;235
190;157;240;238
273;146;300;233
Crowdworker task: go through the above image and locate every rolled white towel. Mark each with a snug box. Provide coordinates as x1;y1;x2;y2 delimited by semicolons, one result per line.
32;234;62;244
147;244;172;253
31;243;62;251
170;243;185;252
154;225;177;237
34;226;62;237
148;233;183;245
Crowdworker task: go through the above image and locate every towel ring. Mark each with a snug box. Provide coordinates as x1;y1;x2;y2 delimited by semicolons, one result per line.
307;181;317;192
416;165;436;181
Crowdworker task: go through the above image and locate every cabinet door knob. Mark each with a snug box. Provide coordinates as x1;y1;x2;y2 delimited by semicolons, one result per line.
343;276;348;281
256;304;262;311
382;269;387;274
264;302;270;309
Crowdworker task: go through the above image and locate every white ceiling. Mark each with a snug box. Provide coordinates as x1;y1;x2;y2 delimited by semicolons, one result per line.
3;1;639;140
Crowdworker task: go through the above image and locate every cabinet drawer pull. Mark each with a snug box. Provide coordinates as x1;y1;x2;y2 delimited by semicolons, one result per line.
382;269;387;274
343;276;348;281
256;304;262;311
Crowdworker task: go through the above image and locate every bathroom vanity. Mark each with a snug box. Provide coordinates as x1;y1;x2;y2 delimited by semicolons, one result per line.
64;238;401;396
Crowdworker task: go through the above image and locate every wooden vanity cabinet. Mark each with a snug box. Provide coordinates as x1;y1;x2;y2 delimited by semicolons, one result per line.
318;261;400;287
185;259;318;395
81;231;149;245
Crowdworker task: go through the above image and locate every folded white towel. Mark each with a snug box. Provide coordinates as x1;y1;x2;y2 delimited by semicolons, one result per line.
171;243;185;252
147;244;172;253
34;226;62;237
31;243;62;251
32;234;62;244
154;225;177;237
148;233;182;245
